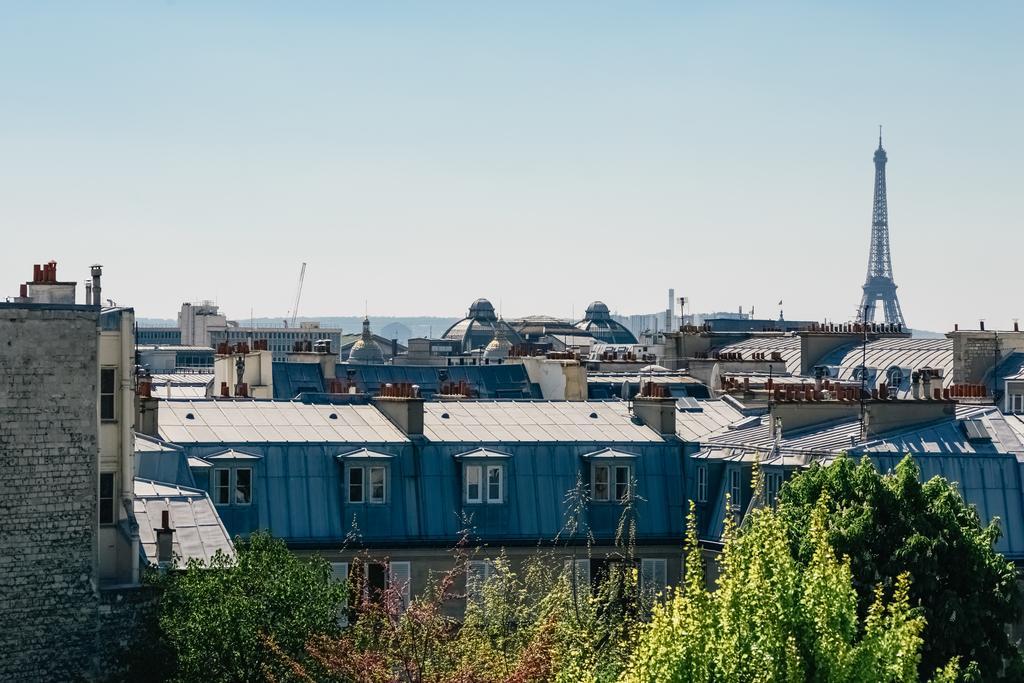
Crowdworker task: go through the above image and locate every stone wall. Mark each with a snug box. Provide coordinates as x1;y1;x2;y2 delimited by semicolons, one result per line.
0;306;100;681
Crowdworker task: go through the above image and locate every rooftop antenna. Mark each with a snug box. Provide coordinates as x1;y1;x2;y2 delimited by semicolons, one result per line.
878;124;883;147
859;303;869;441
288;262;306;328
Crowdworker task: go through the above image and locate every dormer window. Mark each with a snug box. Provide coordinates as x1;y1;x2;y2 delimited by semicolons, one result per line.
337;448;394;506
582;448;637;503
454;448;510;505
205;449;262;507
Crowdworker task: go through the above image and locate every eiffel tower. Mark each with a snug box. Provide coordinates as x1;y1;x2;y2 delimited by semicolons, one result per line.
856;127;906;327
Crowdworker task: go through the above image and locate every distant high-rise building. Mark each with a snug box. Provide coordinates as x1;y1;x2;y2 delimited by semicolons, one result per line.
856;129;906;327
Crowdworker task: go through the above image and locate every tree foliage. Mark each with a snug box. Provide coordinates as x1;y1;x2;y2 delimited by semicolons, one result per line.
623;499;935;682
152;532;347;682
777;455;1022;679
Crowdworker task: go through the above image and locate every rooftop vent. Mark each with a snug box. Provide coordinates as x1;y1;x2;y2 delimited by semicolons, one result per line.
962;418;992;443
676;397;703;413
589;412;598;419
185;413;195;420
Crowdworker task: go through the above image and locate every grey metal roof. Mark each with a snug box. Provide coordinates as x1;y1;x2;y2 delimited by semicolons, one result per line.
587;371;701;385
816;337;954;396
421;400;663;443
134;478;235;566
717;335;802;374
154;386;210;399
674;400;747;442
137;345;216;353
158;400;408;444
705;404;1015;457
150;372;214;386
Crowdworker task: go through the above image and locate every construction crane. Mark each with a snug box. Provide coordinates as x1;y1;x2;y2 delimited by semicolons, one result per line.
288;262;306;328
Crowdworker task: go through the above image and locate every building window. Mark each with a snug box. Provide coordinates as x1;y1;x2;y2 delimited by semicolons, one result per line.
348;467;364;503
332;562;350;627
1011;394;1023;414
99;472;116;525
467;560;496;605
614;465;630;501
765;472;782;507
369;466;386;504
461;463;504;505
100;367;116;421
465;465;482;503
593;465;610;501
640;558;668;601
565;558;591;593
696;465;708;503
214;468;230;505
486;465;503;503
592;464;631;502
729;469;741;510
348;466;388;504
390;561;412;614
235;468;252;505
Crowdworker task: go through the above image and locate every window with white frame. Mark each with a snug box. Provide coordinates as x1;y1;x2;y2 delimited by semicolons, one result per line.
593;465;610;501
213;468;252;506
369;466;386;503
486;465;503;503
729;469;741;510
347;465;387;504
235;468;252;505
389;561;411;613
467;559;497;605
1010;393;1024;414
214;468;230;505
463;464;504;504
331;562;350;627
564;558;591;595
465;465;482;503
640;558;668;601
592;464;631;502
348;467;363;503
696;465;708;503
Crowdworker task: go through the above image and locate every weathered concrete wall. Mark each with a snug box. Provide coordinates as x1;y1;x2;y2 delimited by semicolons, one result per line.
950;330;1024;385
0;306;100;681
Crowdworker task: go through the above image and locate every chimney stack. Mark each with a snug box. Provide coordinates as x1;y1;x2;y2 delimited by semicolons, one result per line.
155;509;175;569
90;264;103;307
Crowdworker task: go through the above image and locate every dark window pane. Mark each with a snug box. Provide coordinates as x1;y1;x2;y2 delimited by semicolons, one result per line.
100;368;115;393
215;469;230;505
100;395;115;421
99;472;115;524
100;472;114;498
235;468;252;504
349;467;363;503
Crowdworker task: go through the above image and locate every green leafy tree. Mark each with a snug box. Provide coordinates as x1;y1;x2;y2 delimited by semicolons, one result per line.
153;532;346;682
623;499;935;682
778;455;1022;679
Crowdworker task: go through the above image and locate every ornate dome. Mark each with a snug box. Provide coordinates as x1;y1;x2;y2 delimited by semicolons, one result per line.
348;316;384;365
483;320;512;359
574;300;637;345
442;298;523;353
468;298;497;321
585;301;611;321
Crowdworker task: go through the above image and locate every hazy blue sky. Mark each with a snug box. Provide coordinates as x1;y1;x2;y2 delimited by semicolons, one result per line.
1;2;1021;331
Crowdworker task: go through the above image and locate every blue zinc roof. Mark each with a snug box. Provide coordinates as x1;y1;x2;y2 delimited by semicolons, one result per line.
153;399;684;548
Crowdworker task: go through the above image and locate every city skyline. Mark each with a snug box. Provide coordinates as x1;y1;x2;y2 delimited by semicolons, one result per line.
1;3;1022;331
